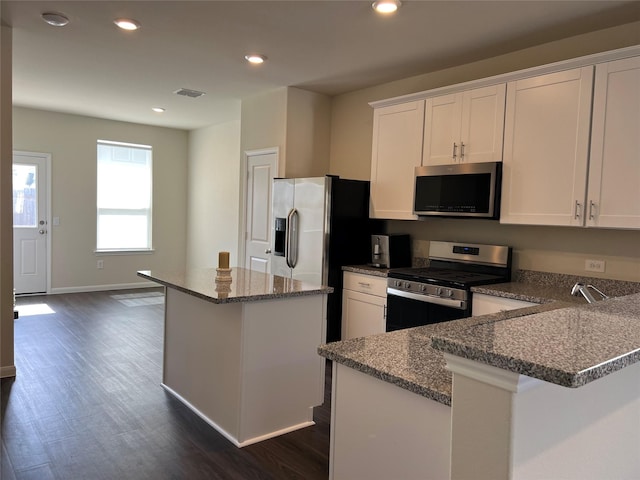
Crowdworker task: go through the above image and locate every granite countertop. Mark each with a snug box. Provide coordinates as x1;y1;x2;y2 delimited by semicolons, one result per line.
342;265;391;277
319;301;568;406
138;267;333;304
472;272;640;304
432;293;640;388
471;282;585;304
319;270;640;403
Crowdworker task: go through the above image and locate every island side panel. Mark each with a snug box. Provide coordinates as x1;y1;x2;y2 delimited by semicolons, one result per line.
330;363;451;480
511;361;640;479
163;287;243;442
238;294;327;445
448;359;640;480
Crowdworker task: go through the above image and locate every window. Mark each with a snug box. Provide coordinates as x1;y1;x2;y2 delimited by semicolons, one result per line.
97;140;152;251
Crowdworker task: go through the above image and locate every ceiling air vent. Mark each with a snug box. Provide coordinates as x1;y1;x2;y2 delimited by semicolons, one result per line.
173;88;206;98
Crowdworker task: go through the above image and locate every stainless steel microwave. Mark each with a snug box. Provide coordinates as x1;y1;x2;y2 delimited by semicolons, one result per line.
413;162;502;218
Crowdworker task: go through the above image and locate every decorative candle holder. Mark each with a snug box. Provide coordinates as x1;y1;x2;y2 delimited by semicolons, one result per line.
215;268;232;298
215;267;232;280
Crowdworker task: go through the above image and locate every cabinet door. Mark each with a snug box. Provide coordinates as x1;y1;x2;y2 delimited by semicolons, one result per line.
460;84;506;163
587;56;640;229
472;293;538;316
342;289;387;340
370;101;424;219
500;67;593;226
423;93;462;165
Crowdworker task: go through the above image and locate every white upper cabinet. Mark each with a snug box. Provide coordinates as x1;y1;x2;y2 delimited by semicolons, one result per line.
586;56;640;229
370;100;424;220
422;84;506;165
500;67;594;226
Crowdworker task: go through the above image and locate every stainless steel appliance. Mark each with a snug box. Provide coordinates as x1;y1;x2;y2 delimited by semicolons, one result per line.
271;175;381;341
370;234;411;268
385;241;511;331
414;162;502;218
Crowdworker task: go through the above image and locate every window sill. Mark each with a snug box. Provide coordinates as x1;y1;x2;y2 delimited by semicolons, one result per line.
94;249;155;256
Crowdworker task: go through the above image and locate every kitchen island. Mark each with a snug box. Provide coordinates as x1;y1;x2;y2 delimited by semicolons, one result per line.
138;267;332;447
319;286;640;480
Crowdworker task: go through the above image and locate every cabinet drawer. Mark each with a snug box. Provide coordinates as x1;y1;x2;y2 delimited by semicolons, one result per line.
472;293;538;316
343;272;387;297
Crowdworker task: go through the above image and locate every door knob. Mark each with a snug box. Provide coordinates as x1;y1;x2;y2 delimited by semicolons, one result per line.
39;229;47;235
265;248;272;254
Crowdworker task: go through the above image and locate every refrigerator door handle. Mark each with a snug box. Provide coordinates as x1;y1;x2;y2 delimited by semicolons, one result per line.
285;208;299;268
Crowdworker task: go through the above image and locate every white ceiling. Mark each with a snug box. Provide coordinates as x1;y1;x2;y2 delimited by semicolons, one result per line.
3;0;639;130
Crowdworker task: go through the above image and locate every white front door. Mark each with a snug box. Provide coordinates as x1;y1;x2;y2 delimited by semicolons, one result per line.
13;152;50;294
244;149;278;274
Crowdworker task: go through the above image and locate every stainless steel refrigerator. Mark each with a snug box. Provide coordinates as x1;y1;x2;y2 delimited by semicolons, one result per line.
271;175;381;342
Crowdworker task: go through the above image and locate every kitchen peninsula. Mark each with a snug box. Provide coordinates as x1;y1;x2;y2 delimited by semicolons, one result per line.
138;267;332;447
320;289;640;480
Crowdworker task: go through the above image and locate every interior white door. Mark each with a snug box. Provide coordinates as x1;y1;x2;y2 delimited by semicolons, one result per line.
244;149;278;273
13;152;49;294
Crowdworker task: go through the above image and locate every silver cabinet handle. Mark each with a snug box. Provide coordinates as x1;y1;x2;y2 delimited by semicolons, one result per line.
574;201;582;220
452;142;458;160
589;201;596;220
460;142;465;160
357;282;371;288
383;304;387;320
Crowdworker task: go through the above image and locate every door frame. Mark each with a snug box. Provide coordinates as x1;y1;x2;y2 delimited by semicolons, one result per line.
13;150;52;294
238;147;279;269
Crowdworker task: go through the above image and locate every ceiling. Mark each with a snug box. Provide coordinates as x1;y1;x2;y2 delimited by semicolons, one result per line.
3;0;640;130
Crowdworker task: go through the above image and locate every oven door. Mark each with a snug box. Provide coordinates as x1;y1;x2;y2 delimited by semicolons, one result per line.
385;288;470;332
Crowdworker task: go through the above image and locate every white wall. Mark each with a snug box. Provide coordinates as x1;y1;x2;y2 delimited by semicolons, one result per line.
241;88;288;175
240;86;332;179
12;107;189;292
186;118;242;268
1;23;15;376
285;87;331;178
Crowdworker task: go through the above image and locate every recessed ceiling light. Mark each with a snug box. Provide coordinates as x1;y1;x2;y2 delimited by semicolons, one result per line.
114;18;141;31
372;0;402;14
151;107;165;113
244;54;267;65
41;12;70;27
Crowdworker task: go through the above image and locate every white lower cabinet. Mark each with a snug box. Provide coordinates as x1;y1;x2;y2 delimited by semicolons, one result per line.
342;272;387;340
472;293;538;316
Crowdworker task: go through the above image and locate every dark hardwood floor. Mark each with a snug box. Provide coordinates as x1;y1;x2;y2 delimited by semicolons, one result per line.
2;289;331;480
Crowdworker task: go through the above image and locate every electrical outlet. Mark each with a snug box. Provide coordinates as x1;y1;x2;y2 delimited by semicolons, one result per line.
585;259;605;273
97;260;104;269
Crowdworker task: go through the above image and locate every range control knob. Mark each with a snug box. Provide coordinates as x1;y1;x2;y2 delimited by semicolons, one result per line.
435;287;443;296
419;284;427;292
445;289;453;298
404;282;411;289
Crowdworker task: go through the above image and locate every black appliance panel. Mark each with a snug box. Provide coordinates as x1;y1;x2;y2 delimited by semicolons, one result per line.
385;293;469;332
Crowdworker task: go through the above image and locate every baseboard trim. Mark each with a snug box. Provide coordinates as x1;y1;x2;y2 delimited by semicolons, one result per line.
1;365;17;378
49;281;160;295
162;383;242;447
161;383;315;448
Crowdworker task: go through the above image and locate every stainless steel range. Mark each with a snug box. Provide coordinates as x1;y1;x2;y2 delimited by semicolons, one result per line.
385;241;512;331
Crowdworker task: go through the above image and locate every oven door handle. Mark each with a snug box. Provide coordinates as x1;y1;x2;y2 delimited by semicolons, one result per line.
387;288;467;310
